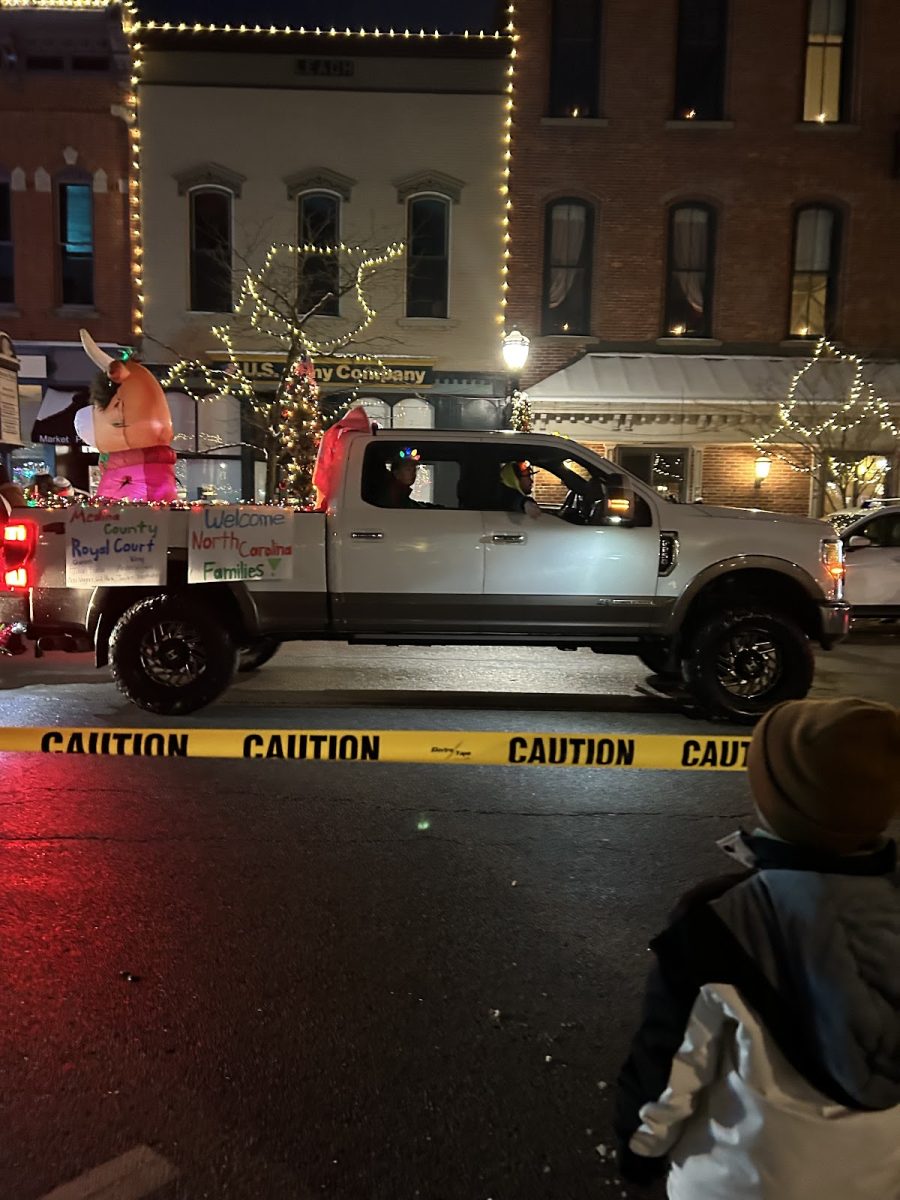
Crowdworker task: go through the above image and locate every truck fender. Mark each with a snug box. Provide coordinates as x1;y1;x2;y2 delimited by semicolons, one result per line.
666;556;824;642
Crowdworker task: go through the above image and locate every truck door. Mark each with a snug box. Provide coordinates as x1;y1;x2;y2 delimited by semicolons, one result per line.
330;439;486;633
480;446;664;635
843;511;900;610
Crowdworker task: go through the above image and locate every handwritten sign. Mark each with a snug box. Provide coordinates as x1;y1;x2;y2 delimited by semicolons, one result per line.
66;507;169;586
188;506;294;584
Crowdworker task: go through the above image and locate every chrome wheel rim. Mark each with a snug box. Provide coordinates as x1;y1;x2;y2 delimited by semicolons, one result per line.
715;628;781;699
139;620;207;688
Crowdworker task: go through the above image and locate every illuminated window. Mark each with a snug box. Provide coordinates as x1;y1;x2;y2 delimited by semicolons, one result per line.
790;206;839;337
189;187;232;313
406;196;449;318
674;0;728;120
542;199;593;335
299;192;340;317
803;0;852;123
664;204;715;337
58;182;93;306
0;181;12;304
548;0;601;118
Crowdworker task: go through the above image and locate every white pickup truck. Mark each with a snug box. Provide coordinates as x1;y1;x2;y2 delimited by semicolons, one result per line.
0;427;848;723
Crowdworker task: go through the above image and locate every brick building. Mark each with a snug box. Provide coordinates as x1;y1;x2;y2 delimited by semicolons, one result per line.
0;2;133;491
506;0;900;513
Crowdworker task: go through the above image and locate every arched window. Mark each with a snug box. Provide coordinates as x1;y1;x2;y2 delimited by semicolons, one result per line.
542;199;593;335
298;191;340;316
57;175;93;306
664;203;715;337
406;195;449;318
189;187;232;313
790;205;840;337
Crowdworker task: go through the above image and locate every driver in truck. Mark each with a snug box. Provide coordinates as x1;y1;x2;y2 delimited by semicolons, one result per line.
499;460;541;519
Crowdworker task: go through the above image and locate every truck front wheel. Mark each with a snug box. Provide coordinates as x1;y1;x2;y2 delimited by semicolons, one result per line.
108;595;238;715
682;607;814;724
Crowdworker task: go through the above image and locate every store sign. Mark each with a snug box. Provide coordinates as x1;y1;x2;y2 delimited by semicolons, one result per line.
297;57;354;78
65;507;169;587
208;353;434;390
187;505;295;583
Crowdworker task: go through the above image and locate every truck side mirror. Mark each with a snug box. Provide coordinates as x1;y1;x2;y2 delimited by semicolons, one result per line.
592;475;635;525
846;534;873;551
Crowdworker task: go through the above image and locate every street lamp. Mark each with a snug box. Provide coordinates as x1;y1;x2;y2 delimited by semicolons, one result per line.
502;329;531;431
754;456;772;488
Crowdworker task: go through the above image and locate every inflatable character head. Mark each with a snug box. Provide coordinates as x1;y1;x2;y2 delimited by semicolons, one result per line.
78;329;177;503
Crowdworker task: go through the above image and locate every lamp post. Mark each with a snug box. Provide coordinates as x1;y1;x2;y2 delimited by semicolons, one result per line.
502;329;531;431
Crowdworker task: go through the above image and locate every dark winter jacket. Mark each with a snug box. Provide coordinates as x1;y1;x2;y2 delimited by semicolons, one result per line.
615;830;900;1199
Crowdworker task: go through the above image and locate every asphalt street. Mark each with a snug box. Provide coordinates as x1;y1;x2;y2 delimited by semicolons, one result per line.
0;635;898;1200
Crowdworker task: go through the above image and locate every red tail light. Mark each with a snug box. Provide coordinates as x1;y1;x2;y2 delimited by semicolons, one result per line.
1;520;37;592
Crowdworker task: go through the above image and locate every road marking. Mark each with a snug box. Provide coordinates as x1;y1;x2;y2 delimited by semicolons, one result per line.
38;1145;178;1200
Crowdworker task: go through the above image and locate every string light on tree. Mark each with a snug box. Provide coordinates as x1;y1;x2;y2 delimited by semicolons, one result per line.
755;336;900;514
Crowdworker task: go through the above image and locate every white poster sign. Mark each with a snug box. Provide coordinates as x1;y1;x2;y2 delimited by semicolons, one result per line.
66;506;169;587
0;365;21;445
188;505;294;584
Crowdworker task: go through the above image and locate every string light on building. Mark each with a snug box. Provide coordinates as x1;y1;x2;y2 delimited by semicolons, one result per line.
499;2;517;335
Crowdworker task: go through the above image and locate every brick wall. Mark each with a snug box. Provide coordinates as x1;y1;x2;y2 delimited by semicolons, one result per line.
0;67;133;347
508;0;900;386
700;445;812;514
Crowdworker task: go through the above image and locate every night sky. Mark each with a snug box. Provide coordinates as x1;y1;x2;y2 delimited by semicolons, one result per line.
137;1;503;33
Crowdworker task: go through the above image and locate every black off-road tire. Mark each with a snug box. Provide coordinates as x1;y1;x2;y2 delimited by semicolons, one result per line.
682;607;814;724
238;637;283;673
108;594;238;715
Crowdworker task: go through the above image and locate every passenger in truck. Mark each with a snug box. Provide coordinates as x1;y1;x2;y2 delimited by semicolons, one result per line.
377;447;424;509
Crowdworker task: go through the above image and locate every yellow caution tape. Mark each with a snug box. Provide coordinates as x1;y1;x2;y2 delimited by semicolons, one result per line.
0;727;751;770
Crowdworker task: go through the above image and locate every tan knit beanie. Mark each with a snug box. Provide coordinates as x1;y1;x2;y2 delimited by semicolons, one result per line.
747;697;900;855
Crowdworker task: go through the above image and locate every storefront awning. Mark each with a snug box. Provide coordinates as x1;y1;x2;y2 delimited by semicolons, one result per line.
528;353;900;412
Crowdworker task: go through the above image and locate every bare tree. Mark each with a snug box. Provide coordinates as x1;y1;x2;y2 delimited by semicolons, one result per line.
753;338;900;516
161;237;405;503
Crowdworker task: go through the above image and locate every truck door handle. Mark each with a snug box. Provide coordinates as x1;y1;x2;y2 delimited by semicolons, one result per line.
491;533;525;544
351;531;384;540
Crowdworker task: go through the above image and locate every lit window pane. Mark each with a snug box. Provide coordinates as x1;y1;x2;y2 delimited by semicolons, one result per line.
803;0;849;122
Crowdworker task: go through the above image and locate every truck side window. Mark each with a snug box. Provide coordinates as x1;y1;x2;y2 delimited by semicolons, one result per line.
361;442;466;510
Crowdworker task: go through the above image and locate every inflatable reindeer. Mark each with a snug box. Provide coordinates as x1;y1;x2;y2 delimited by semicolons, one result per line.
76;329;178;503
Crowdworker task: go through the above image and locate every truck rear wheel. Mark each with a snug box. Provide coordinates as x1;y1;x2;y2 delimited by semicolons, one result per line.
238;637;282;673
682;607;814;724
108;594;237;715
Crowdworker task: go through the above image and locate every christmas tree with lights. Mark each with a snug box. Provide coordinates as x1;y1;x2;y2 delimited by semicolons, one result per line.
510;389;533;432
162;239;404;504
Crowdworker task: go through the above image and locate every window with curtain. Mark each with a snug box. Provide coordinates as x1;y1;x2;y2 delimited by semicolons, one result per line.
790;206;839;336
0;182;12;304
58;181;93;306
803;0;852;122
665;205;715;337
406;196;449;318
189;187;232;313
541;199;593;335
299;191;340;316
548;0;601;118
674;0;728;120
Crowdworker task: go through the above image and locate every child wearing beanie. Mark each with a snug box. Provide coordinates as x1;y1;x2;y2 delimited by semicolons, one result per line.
614;696;900;1200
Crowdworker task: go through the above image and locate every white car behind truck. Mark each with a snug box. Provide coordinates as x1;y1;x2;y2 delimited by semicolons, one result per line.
0;428;849;723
